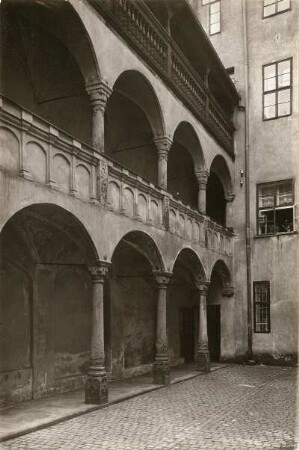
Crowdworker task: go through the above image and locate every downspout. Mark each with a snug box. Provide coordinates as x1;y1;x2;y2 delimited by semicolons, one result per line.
242;0;253;360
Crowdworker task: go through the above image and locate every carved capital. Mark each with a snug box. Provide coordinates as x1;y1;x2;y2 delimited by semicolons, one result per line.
153;271;172;289
225;192;235;202
195;170;209;189
88;262;110;283
195;282;209;295
222;285;234;297
86;81;112;115
154;137;172;161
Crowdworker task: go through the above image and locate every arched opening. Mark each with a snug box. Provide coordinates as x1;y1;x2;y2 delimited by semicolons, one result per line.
168;122;204;208
207;260;234;362
206;172;226;225
168;249;205;366
207;155;232;226
0;0;100;143
105;71;164;184
0;204;98;406
110;231;164;379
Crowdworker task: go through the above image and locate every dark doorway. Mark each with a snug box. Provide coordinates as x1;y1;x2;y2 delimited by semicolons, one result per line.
207;305;221;361
180;307;195;362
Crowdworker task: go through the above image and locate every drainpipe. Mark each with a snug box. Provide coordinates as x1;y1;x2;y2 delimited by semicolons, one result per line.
242;0;253;361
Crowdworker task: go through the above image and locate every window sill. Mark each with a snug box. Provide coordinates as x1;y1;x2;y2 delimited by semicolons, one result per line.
254;231;297;239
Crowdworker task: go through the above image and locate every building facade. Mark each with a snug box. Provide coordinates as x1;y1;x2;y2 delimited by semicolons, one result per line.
0;0;297;408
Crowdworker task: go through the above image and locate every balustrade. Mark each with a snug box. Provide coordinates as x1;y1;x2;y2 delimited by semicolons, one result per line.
0;95;233;256
91;0;235;155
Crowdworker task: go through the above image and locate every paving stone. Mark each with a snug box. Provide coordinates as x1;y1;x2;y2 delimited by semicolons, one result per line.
1;365;298;450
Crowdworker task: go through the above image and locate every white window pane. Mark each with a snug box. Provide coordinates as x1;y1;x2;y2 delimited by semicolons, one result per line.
278;59;290;75
259;185;275;207
277;182;293;205
264;64;276;80
202;0;210;4
264;92;276;106
264;77;276;92
278;89;290;103
264;105;276;119
210;12;220;24
264;0;276;6
210;22;220;34
264;4;276;16
211;1;220;13
277;0;290;12
278;73;291;87
258;210;275;234
278;101;290;116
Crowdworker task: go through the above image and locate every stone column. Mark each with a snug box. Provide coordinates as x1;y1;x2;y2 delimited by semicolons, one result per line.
224;192;235;228
86;81;112;153
196;282;211;372
153;271;172;385
85;262;110;404
195;170;209;214
154;137;172;190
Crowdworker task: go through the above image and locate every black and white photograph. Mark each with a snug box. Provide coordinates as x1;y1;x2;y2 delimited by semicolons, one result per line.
0;0;298;448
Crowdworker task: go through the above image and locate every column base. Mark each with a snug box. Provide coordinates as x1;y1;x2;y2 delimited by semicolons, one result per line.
153;358;170;385
85;374;108;405
197;349;211;373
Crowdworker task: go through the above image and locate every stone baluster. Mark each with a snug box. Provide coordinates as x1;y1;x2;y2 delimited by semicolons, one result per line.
196;282;211;372
86;81;112;153
195;170;209;214
153;271;172;385
85;262;110;404
154;137;172;190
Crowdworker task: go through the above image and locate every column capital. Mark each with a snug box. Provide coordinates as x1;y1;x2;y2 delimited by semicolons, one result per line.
222;285;234;297
195;169;209;189
225;192;235;202
153;136;173;160
86;81;112;114
153;271;172;288
195;281;210;295
88;261;111;283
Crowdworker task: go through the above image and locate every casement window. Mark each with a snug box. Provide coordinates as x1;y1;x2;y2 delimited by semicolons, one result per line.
254;282;270;333
257;179;295;235
202;0;221;35
263;58;292;120
263;0;290;18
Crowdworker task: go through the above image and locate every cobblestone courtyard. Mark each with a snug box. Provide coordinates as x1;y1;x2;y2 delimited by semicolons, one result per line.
1;365;298;450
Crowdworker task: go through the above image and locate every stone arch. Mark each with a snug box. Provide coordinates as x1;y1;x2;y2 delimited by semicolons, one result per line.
112;230;165;272
210;259;233;295
172;121;205;171
1;0;101;143
172;247;207;283
168;122;205;208
111;70;165;138
209;155;232;195
0;203;99;406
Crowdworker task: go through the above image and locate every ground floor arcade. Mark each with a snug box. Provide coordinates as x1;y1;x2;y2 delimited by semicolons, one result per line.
0;203;234;407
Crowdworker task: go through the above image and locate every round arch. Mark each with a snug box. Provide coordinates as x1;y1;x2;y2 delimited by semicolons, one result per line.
111;230;165;272
172;122;205;172
172;247;207;283
111;70;165;138
209;155;232;195
210;259;233;291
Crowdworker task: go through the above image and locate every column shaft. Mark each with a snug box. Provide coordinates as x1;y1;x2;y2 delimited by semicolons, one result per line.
197;284;211;372
153;272;172;385
195;170;209;214
85;264;109;404
154;137;172;191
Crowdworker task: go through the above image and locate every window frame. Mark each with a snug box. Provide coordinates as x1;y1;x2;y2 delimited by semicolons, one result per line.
263;0;291;19
209;0;221;35
262;58;292;121
256;179;295;236
253;281;271;334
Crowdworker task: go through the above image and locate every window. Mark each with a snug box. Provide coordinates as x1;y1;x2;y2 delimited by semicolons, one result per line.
263;0;290;18
263;58;292;120
254;282;270;333
202;0;221;35
257;179;294;235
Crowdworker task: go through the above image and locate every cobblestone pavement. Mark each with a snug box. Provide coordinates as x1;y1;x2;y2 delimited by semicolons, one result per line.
1;365;298;450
